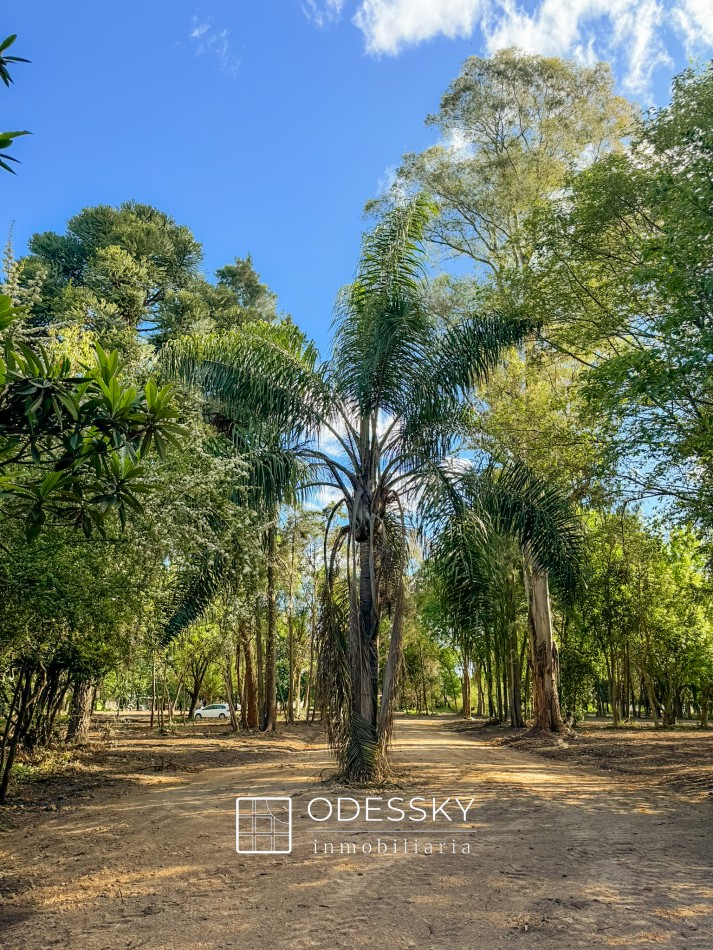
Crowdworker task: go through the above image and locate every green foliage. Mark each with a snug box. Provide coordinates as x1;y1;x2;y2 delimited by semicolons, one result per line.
20;205;280;351
0;34;30;174
375;48;633;280
534;65;713;533
0;309;185;538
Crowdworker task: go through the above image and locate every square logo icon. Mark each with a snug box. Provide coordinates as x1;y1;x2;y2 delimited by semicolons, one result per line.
236;797;292;854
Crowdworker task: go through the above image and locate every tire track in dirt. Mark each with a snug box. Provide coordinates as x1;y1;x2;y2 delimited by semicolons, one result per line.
1;717;711;949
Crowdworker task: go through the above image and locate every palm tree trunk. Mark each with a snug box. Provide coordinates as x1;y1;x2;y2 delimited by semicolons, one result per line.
356;539;378;730
524;561;563;733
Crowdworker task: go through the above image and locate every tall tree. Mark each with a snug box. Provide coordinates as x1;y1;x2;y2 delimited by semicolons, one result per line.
166;195;532;780
532;65;713;535
378;49;633;730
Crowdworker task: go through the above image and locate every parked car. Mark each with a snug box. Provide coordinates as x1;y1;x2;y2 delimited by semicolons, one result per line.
193;703;230;720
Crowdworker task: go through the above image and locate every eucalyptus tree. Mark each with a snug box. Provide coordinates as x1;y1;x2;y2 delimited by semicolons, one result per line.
375;50;630;720
166;196;532;780
373;49;633;283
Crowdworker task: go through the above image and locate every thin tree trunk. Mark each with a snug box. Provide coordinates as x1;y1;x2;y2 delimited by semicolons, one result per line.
224;661;239;732
474;661;484;716
524;561;563;733
509;625;524;728
287;617;295;724
263;523;278;732
241;627;259;729
150;652;156;730
461;652;472;720
255;598;265;726
0;668;34;805
239;643;249;730
0;672;22;773
700;686;710;728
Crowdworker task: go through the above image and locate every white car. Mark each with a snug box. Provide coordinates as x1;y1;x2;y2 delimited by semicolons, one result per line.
194;703;230;720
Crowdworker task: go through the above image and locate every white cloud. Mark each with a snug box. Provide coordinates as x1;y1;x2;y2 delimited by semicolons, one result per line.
307;0;713;94
303;0;346;28
376;164;398;196
484;0;671;92
189;17;240;78
354;0;484;55
674;0;713;50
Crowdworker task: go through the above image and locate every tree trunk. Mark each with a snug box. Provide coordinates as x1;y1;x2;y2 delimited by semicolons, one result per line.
509;625;525;728
150;652;156;730
66;680;94;743
461;655;472;719
609;647;620;727
241;628;259;729
662;669;677;726
474;662;484;716
287;615;295;724
304;659;314;723
700;686;710;728
187;659;208;718
224;661;239;732
262;524;278;732
524;562;563;733
0;667;33;805
355;539;378;731
255;598;265;726
419;645;429;715
0;673;23;774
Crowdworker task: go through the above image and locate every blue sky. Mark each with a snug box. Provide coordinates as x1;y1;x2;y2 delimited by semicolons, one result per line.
3;1;711;352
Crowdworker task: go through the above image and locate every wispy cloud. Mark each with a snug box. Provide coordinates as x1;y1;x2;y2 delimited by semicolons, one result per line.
483;0;672;93
303;0;346;28
305;0;713;94
674;0;713;50
190;16;240;78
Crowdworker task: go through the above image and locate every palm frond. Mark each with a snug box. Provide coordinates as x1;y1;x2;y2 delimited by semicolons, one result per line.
163;321;332;443
331;196;438;416
162;551;230;644
465;461;585;599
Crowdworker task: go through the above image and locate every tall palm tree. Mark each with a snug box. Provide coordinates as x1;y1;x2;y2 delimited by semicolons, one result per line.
165;196;533;780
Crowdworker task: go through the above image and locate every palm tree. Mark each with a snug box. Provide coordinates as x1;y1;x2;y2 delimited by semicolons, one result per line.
426;462;584;732
165;196;533;780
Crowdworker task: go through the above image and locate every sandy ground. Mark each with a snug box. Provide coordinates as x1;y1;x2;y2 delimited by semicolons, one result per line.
1;717;712;949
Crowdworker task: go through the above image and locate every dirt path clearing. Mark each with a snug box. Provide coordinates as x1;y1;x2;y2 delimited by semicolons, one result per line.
1;717;711;949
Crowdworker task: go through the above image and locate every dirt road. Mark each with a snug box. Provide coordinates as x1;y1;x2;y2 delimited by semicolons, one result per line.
1;718;711;949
